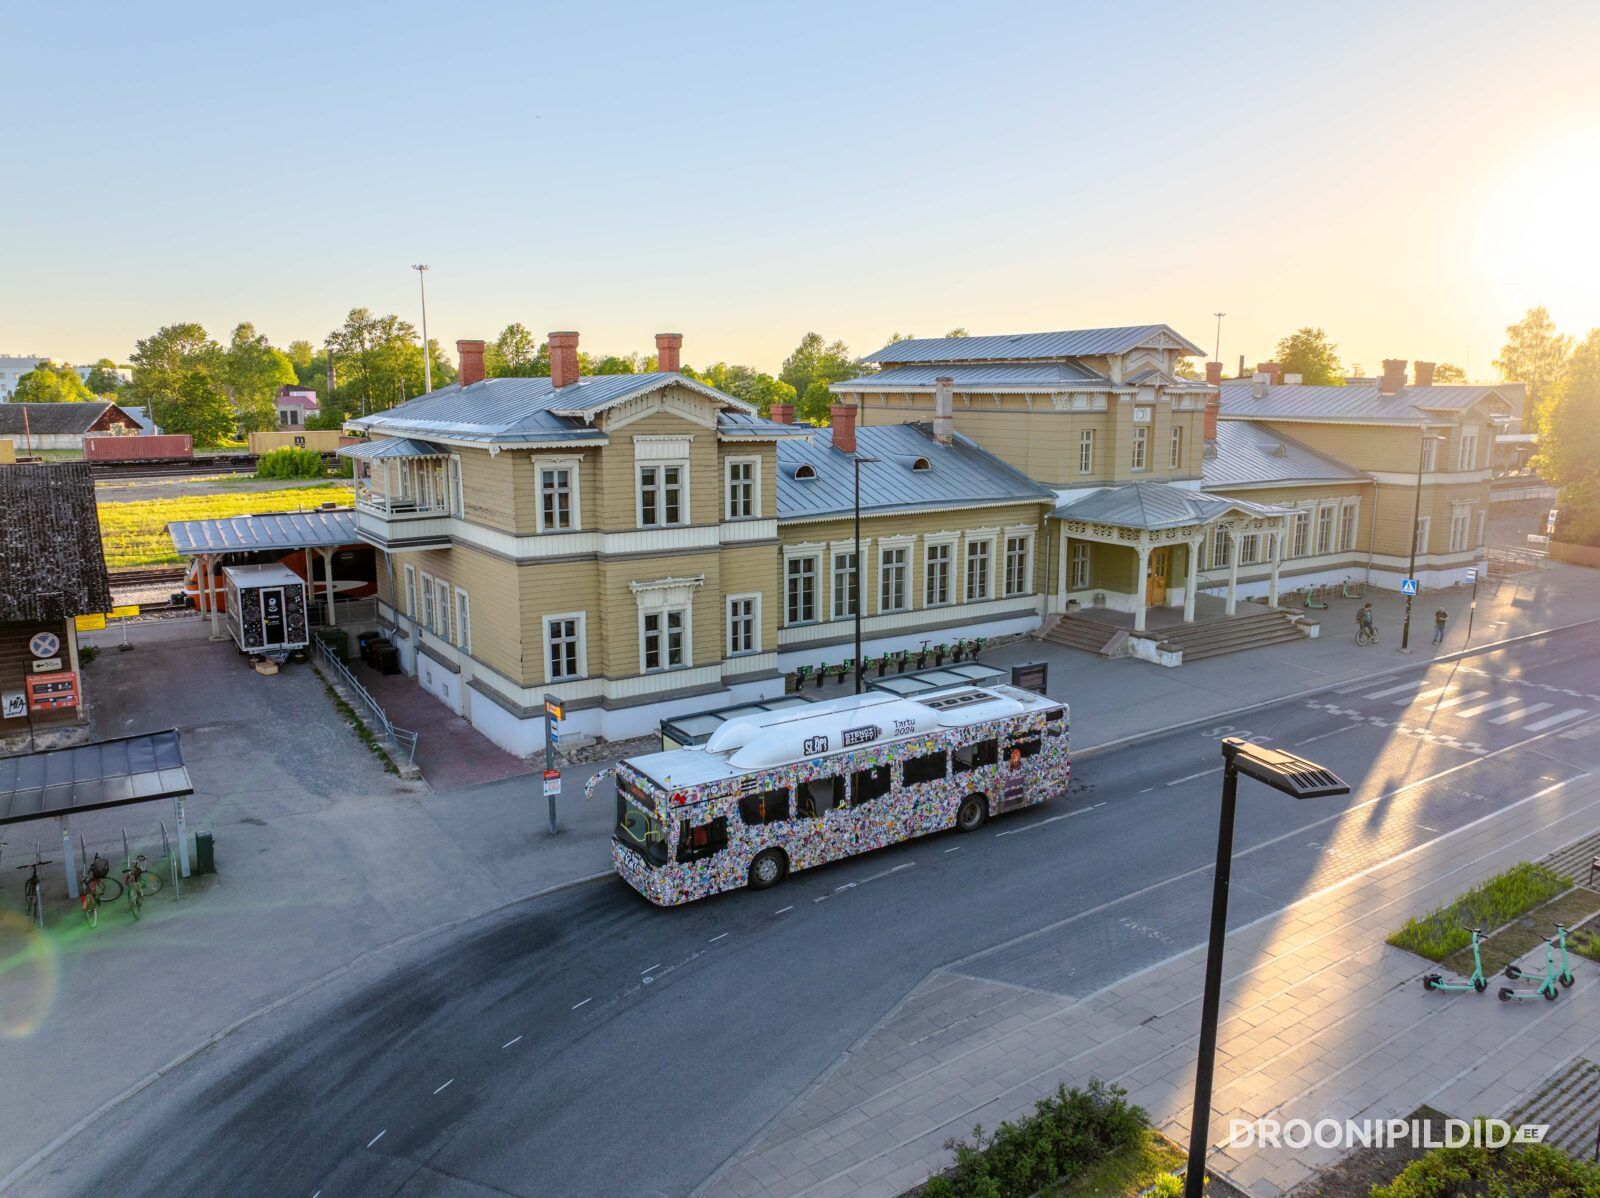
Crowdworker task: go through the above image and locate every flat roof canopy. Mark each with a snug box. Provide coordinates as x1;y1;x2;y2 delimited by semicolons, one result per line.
0;729;193;826
167;508;357;555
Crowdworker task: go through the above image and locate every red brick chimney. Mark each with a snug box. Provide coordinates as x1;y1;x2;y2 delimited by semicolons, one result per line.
549;332;580;389
1255;361;1281;385
1413;361;1436;387
1380;359;1408;396
830;403;857;454
1205;361;1223;387
654;333;682;374
457;339;486;387
769;402;794;424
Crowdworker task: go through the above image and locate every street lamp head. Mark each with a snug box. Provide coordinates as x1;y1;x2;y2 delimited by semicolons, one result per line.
855;454;882;464
412;263;429;272
1220;737;1350;799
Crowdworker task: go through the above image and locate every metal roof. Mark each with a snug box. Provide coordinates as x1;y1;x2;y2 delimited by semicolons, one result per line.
1202;421;1369;490
337;437;449;460
167;508;358;555
0;462;112;621
861;325;1205;365
349;373;759;445
831;362;1108;391
1052;481;1289;529
716;412;814;438
0;729;193;826
1217;381;1524;425
776;423;1054;520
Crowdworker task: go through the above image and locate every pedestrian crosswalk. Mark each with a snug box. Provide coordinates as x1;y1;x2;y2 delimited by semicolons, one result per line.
1338;677;1591;735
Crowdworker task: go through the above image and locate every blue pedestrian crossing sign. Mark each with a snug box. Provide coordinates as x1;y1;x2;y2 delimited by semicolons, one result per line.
1400;578;1419;596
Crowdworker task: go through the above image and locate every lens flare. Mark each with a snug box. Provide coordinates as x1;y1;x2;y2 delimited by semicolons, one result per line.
0;910;60;1038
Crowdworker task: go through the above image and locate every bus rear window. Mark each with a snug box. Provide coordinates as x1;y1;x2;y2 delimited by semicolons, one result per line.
953;739;999;772
678;817;729;863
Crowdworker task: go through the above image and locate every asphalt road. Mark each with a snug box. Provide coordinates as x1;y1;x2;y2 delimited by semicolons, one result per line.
17;627;1600;1198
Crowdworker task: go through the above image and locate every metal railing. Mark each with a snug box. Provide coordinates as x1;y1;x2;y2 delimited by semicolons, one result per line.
307;597;379;628
1487;542;1547;573
310;632;419;768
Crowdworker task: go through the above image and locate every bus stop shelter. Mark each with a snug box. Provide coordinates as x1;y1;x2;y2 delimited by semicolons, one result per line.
0;728;194;903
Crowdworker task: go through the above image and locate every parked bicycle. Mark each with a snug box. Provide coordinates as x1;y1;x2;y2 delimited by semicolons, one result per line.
79;853;123;928
123;854;162;920
17;858;52;928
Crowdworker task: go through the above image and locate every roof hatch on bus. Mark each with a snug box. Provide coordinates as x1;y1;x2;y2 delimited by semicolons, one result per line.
712;697;945;771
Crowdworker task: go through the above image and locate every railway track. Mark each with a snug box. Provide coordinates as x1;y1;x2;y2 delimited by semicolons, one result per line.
91;460;258;480
109;566;186;589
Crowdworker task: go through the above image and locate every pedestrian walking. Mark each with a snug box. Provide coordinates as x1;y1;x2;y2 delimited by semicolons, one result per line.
1433;607;1449;645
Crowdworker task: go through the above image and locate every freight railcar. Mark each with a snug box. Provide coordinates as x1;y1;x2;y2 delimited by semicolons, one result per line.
83;434;194;463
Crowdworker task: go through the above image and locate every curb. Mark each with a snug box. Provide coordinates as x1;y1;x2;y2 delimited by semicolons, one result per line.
0;868;615;1193
1070;615;1600;761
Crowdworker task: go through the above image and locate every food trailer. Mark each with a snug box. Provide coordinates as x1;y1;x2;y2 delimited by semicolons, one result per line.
223;563;309;654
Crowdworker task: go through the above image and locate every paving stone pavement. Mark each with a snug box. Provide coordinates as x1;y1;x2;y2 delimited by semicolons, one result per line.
700;771;1600;1198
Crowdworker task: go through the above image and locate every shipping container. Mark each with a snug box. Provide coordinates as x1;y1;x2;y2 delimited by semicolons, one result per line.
223;563;309;654
83;434;194;462
247;429;354;455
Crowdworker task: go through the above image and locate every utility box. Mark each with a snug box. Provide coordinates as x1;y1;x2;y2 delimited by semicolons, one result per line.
193;830;216;875
223;564;309;655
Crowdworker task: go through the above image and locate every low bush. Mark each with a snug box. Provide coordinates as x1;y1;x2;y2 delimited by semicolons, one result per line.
1388;863;1572;961
923;1079;1147;1198
1371;1138;1600;1197
255;446;326;480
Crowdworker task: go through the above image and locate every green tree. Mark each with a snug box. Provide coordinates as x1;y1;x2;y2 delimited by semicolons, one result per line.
485;322;544;377
13;361;94;403
886;331;915;343
779;332;858;400
129;322;226;438
799;379;836;425
1495;306;1572;427
685;362;797;417
222;322;298;433
1174;359;1201;379
82;358;126;395
324;308;422;419
944;327;971;338
1273;327;1344;384
1536;329;1600;489
427;338;458;389
286;340;317;386
591;353;639;375
1432;362;1468;383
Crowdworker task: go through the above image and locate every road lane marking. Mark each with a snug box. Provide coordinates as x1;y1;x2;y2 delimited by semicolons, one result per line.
1362;681;1424;699
1165;766;1223;786
502;1036;522;1048
1418;824;1439;832
944;846;962;853
1396;686;1451;706
640;963;661;974
1428;690;1489;712
860;862;915;883
1454;696;1521;718
994;802;1105;836
434;1079;453;1095
775;906;793;914
366;1130;386;1149
571;997;591;1009
1491;702;1552;724
708;932;729;943
1139;787;1154;793
1295;723;1361;747
1524;708;1588;731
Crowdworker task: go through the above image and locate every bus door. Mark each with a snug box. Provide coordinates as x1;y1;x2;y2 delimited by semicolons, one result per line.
999;723;1043;812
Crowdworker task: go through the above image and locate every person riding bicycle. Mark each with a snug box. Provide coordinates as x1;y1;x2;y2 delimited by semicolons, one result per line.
1357;602;1376;640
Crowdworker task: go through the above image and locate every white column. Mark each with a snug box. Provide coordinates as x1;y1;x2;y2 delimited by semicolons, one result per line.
1134;542;1150;632
1268;526;1283;608
321;547;337;626
1055;527;1068;614
1225;524;1240;616
61;815;78;900
1184;536;1201;622
206;556;223;640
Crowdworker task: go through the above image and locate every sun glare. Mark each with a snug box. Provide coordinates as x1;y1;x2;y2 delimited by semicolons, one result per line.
1475;132;1600;314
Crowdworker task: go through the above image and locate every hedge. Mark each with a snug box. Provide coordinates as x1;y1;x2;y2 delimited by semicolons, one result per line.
1371;1139;1600;1197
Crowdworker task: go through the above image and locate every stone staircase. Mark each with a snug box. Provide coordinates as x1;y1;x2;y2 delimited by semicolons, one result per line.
1039;614;1125;657
1139;608;1309;662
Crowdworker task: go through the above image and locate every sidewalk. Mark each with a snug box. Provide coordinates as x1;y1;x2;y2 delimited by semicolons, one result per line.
701;756;1600;1198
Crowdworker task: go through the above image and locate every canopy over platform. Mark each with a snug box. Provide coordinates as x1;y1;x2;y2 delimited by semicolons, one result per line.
0;729;192;826
337;437;449;461
1050;481;1287;529
168;508;358;555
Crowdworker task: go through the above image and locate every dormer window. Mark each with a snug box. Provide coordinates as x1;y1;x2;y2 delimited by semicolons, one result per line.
794;464;817;480
911;457;932;471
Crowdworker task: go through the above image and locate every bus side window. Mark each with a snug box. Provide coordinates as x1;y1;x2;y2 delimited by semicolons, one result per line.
799;776;844;817
903;750;948;785
953;739;998;773
678;816;729;862
1043;709;1066;735
1006;733;1042;763
851;764;892;806
739;788;791;826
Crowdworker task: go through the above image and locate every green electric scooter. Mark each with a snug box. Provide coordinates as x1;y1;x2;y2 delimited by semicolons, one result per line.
1498;936;1562;1002
1505;923;1576;988
1422;926;1488;993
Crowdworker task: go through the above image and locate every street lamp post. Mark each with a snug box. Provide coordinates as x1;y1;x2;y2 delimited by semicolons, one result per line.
853;454;881;693
1399;429;1445;653
1184;738;1350;1198
412;264;431;395
1213;312;1225;365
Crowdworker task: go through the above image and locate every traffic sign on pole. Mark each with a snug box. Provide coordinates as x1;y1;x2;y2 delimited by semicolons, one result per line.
543;769;561;798
543;693;562;835
1465;567;1477;584
1400;578;1419;596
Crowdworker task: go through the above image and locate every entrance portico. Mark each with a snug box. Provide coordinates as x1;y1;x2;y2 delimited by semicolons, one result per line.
1050;482;1290;632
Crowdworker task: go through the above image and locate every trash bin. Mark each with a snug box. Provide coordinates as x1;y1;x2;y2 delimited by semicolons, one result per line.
357;631;383;664
321;628;350;660
193;830;216;876
374;642;401;676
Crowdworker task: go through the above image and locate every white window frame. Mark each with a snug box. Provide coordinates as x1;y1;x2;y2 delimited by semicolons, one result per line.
640;606;689;672
1003;530;1033;596
1449;507;1472;553
1421;438;1439;473
1078;429;1095;475
1476;510;1486;550
545;611;587;681
1315;505;1335;555
1290;510;1310;559
454;587;472;654
785;552;820;625
537;459;581;533
435;578;452;641
637;462;687;528
1338;500;1359;553
965;534;995;602
1131;426;1148;472
1210;526;1232;569
1239;533;1260;565
724;456;760;521
829;544;862;621
1457;426;1478;472
420;571;435;630
1069;542;1091;590
878;542;911;614
1415;515;1431;555
403;563;417;617
924;536;956;608
1169;425;1183;469
726;593;760;656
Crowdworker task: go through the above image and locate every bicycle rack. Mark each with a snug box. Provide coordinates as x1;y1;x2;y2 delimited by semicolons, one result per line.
122;827;131;870
161;821;180;901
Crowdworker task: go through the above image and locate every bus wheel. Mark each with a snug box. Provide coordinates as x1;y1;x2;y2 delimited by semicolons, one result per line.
956;795;988;832
748;848;788;890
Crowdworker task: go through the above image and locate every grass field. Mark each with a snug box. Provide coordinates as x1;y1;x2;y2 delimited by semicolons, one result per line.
1388;863;1573;961
98;484;348;568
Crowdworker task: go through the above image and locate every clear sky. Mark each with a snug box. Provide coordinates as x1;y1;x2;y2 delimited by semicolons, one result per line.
6;0;1598;378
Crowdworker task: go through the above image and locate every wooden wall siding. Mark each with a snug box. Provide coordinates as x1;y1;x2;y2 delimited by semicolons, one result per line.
518;447;599;535
595;550;721;679
1253;421;1435;476
1212;482;1374;554
395;545;527;683
455;448;530;535
1365;480;1489;560
0;619;78;733
721;544;780;650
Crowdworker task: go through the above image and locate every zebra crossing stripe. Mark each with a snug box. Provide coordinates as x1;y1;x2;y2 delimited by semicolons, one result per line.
1363;681;1423;700
1490;702;1552;724
1522;708;1589;733
1453;696;1521;718
1429;690;1489;712
1396;686;1451;706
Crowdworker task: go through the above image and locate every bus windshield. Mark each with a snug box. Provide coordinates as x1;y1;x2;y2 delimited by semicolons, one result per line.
615;775;668;867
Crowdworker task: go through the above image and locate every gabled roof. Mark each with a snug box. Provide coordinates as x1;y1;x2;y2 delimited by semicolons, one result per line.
349;373;761;446
168;509;358;555
0;401;131;436
1217;380;1524;426
1202;421;1369;490
831;362;1107;392
0;463;112;620
1124;367;1211;390
861;325;1205;365
338;437;449;460
776;423;1054;521
276;393;320;410
1052;481;1288;530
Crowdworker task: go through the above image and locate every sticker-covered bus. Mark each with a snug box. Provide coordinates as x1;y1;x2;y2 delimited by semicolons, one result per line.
594;683;1069;906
